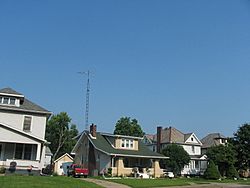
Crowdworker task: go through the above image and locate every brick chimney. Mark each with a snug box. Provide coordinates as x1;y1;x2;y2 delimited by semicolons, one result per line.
156;126;162;153
90;124;97;138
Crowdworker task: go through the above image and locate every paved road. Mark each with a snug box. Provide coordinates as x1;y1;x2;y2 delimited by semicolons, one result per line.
82;178;131;188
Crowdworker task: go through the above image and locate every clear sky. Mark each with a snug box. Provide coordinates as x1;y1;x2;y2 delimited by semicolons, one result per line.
0;0;250;139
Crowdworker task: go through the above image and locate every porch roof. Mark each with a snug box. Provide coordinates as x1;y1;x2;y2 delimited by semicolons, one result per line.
88;132;168;159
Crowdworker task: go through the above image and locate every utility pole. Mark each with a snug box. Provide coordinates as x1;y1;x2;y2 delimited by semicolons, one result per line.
78;71;90;131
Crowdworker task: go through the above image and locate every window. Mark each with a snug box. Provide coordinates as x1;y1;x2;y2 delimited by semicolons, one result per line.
14;144;33;160
15;144;23;159
191;137;194;141
195;161;199;169
3;97;9;104
0;96;16;105
10;98;16;105
121;139;134;149
0;144;2;159
24;144;32;160
23;116;32;132
192;146;195;153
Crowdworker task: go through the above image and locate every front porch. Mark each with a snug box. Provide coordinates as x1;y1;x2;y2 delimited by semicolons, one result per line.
110;156;164;178
0;142;42;174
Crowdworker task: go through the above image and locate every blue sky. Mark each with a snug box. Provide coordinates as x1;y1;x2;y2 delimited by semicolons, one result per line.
0;0;250;138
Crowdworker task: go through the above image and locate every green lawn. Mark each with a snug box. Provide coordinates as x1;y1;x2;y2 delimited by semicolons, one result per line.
107;178;190;188
0;176;103;188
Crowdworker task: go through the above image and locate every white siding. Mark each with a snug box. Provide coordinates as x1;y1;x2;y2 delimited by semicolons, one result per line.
0;112;47;139
182;145;201;155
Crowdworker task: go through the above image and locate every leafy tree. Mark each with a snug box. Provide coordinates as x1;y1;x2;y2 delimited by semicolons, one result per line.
226;164;239;179
161;144;190;175
232;123;250;171
204;160;221;180
206;144;236;176
45;112;78;162
114;117;144;137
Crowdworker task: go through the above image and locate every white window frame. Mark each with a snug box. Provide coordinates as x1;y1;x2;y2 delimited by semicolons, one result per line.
121;139;134;149
23;116;32;132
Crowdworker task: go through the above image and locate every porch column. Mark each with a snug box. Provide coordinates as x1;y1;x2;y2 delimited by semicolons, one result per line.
115;157;124;176
153;159;161;178
36;144;41;161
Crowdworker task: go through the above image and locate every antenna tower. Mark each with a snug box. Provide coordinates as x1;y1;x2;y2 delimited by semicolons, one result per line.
78;71;90;130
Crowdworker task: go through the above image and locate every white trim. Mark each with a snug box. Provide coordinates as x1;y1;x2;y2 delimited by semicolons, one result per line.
54;153;73;163
0;105;52;116
184;133;202;145
0;92;24;98
0;122;46;143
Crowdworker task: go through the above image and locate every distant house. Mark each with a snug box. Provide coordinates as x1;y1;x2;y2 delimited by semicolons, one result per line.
71;124;168;177
54;153;73;176
44;146;53;168
0;88;51;174
143;126;207;175
201;133;228;154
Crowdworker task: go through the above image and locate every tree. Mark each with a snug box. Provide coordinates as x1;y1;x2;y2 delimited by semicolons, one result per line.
204;160;221;180
161;144;190;176
206;144;236;176
226;164;239;179
45;112;78;162
232;123;250;171
113;117;144;137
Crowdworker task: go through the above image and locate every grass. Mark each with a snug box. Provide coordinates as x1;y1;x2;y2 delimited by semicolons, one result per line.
107;178;190;188
0;176;103;188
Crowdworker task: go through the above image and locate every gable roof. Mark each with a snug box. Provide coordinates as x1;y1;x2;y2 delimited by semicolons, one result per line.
152;127;201;145
201;133;227;148
54;153;73;163
0;87;51;115
73;131;167;159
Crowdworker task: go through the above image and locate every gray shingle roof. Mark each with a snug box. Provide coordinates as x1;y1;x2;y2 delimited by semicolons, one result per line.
201;133;226;148
0;87;23;96
88;132;167;159
0;87;51;115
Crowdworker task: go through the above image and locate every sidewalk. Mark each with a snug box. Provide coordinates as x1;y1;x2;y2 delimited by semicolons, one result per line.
81;178;131;188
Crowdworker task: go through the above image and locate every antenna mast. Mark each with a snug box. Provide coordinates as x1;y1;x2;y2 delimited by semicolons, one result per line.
85;71;90;130
78;71;90;130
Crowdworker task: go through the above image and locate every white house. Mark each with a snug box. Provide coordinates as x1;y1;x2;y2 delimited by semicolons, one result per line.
0;88;51;174
143;126;207;175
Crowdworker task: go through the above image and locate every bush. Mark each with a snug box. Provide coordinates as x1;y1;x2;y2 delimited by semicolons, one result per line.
226;164;239;179
204;160;221;180
0;167;6;174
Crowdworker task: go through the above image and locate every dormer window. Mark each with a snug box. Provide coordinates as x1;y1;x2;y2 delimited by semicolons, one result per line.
121;139;134;149
0;96;16;106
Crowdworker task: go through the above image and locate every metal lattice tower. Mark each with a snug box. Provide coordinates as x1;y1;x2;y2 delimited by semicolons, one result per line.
78;71;90;130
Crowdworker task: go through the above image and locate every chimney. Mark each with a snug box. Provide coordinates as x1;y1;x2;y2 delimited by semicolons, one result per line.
156;126;162;153
90;123;97;138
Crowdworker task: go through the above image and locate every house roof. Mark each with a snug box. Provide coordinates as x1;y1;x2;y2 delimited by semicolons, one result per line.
45;146;53;156
151;127;201;145
0;87;24;96
201;133;227;148
0;87;51;115
81;131;167;159
54;153;73;163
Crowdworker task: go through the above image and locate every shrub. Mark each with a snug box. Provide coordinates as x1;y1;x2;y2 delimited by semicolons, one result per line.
204;160;221;180
0;167;6;174
226;164;239;179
